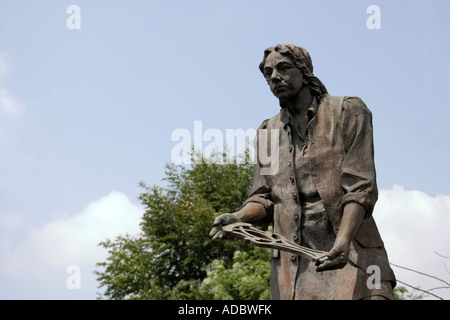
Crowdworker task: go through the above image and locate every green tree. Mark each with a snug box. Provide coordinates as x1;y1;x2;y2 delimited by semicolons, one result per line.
199;247;270;300
95;152;271;299
393;286;422;300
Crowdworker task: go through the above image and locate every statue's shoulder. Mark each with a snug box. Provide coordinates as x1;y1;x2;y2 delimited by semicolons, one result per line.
321;94;372;116
257;118;270;130
258;112;282;130
342;96;372;115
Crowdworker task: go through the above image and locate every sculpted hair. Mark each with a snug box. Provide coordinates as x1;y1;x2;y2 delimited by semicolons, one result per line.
259;44;328;99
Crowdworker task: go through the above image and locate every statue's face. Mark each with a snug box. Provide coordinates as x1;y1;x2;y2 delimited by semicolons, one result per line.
262;51;304;101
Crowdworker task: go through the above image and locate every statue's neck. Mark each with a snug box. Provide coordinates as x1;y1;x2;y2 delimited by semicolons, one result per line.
280;86;313;116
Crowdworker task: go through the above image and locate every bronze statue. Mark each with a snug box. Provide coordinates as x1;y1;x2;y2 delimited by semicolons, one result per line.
210;44;396;300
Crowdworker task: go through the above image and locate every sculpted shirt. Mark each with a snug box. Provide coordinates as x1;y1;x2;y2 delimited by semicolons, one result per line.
244;94;396;300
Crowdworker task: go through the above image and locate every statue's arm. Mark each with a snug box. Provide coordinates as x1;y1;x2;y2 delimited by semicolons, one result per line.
209;202;267;240
315;202;364;271
210;119;273;240
235;202;268;223
316;97;377;271
340;96;378;218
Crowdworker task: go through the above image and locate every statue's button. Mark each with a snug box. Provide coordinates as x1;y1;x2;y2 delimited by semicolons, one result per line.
291;255;297;261
289;146;293;152
293;234;298;241
294;213;299;220
289;176;294;183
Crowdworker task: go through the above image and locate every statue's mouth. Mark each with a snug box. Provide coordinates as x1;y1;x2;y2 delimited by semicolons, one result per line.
274;85;288;93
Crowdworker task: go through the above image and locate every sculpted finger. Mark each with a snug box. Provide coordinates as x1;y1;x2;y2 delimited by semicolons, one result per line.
316;254;348;272
315;255;328;266
209;226;222;239
315;258;332;272
211;229;225;241
315;252;334;270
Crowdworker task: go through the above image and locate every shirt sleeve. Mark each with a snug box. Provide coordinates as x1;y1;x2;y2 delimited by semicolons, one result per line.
340;97;378;218
242;119;275;218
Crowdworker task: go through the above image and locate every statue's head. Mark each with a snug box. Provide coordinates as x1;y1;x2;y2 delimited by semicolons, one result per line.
259;44;327;101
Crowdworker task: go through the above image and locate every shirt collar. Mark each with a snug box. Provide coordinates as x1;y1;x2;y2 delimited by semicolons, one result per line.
280;96;319;127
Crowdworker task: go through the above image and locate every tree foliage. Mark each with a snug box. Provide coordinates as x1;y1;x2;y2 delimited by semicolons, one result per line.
199;247;270;300
95;153;271;299
393;286;423;300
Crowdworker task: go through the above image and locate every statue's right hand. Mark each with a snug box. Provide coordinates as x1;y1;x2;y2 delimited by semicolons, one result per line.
209;213;239;241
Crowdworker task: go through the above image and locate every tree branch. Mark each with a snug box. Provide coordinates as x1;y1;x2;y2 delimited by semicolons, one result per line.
434;251;450;259
416;286;450;299
390;262;450;287
395;279;444;300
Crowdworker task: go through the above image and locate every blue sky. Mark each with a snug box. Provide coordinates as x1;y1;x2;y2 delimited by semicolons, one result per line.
0;1;449;299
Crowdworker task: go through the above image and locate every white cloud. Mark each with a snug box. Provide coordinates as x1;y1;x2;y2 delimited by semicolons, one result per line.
0;53;22;118
0;191;143;280
374;185;450;299
0;86;23;117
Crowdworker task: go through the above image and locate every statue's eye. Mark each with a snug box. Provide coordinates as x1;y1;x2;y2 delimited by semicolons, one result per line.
264;68;272;79
278;64;291;72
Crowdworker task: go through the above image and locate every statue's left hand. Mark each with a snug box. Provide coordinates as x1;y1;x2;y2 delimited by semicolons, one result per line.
315;237;349;271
